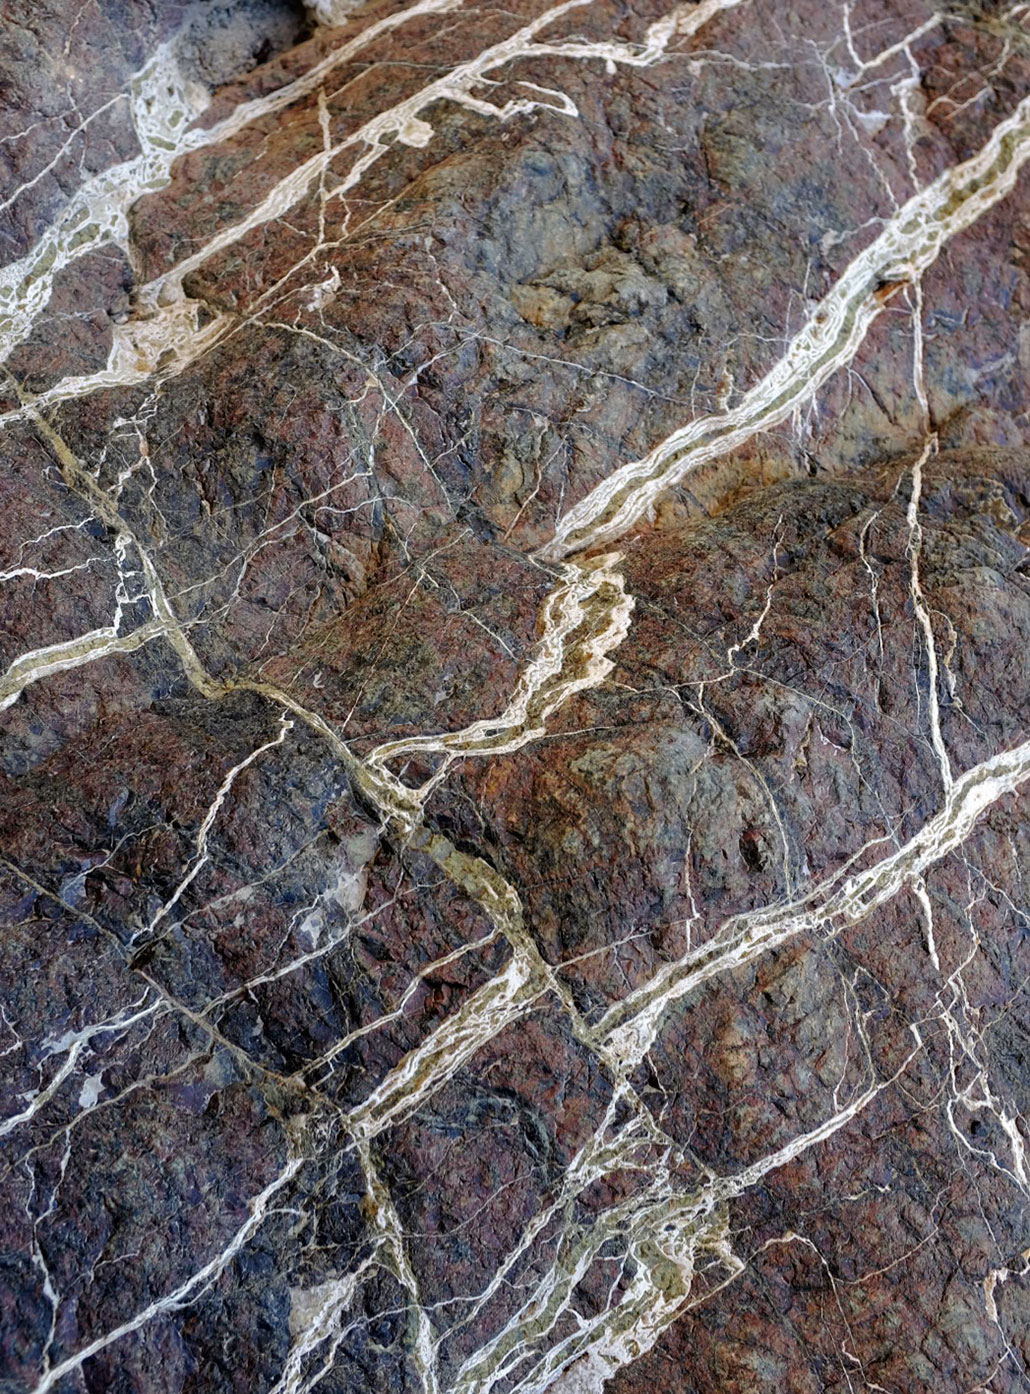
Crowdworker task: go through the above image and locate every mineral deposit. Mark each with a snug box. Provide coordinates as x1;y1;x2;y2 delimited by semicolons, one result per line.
2;1;1030;1391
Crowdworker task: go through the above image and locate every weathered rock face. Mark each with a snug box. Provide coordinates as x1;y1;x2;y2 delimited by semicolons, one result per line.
2;2;1030;1392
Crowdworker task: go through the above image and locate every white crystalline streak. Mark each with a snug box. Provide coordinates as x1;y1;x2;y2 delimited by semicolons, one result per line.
537;88;1030;560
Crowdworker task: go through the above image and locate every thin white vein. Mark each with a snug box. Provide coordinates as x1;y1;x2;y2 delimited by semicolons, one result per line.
0;0;736;426
346;954;548;1143
0;44;207;368
359;1138;441;1394
141;712;294;938
904;290;953;794
0;1045;83;1142
455;1050;920;1394
136;0;732;318
7;10;1030;1391
0;410;226;709
29;1158;303;1394
537;89;1030;560
270;1257;378;1394
600;736;1030;1068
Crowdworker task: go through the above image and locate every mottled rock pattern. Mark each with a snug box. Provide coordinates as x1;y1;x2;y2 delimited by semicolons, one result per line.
2;1;1030;1392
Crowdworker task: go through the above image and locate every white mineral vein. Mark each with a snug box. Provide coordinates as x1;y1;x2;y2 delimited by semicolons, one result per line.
0;0;467;368
535;85;1030;559
0;0;727;419
29;1159;304;1394
5;5;1030;1393
365;552;633;799
599;736;1030;1068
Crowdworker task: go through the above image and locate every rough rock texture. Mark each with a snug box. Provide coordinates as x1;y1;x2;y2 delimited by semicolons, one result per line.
2;1;1030;1392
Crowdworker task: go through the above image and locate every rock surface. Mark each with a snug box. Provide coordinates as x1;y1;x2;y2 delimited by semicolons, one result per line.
2;1;1030;1391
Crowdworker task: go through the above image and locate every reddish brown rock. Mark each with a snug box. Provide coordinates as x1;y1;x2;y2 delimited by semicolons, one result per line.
3;2;1030;1392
